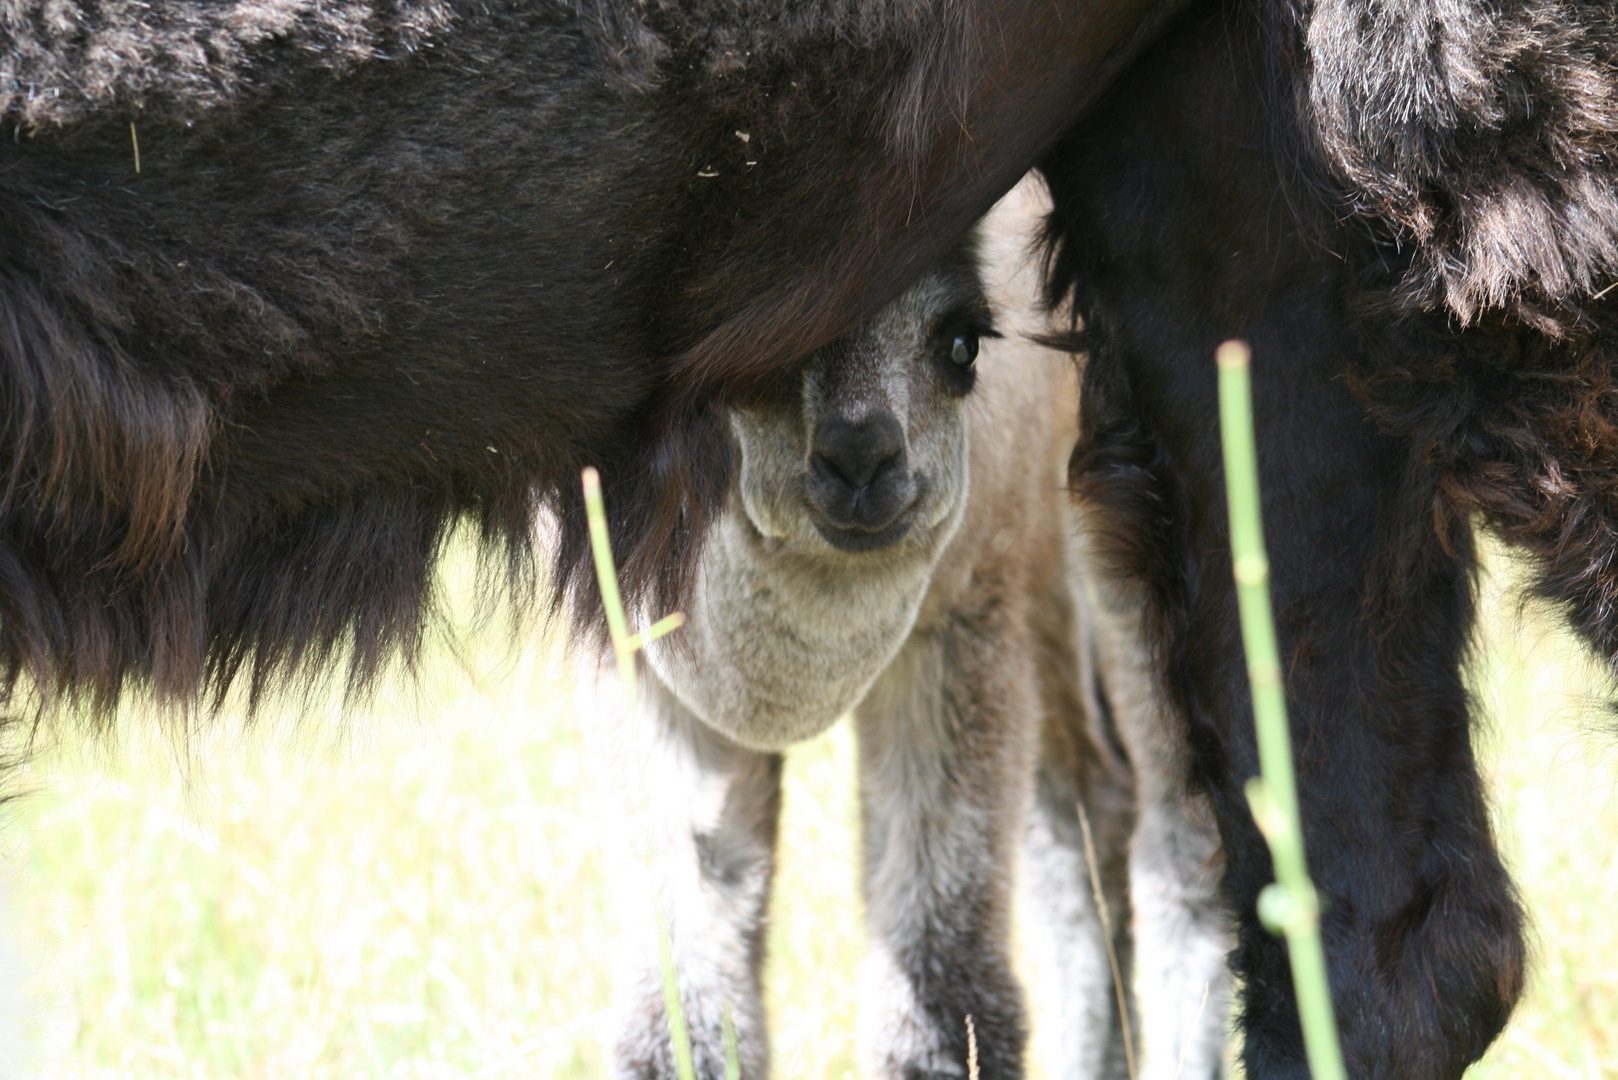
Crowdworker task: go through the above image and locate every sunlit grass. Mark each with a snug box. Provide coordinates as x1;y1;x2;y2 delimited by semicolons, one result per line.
1467;546;1618;1080
10;638;619;1080
6;538;1616;1078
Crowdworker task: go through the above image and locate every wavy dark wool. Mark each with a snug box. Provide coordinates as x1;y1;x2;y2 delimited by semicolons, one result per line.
0;0;1179;719
1039;0;1615;1076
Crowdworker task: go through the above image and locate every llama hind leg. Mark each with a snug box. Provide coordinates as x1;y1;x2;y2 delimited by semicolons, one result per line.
853;620;1038;1080
596;674;782;1080
1038;7;1527;1067
1031;546;1231;1080
1021;568;1140;1080
1081;571;1232;1080
1023;710;1142;1080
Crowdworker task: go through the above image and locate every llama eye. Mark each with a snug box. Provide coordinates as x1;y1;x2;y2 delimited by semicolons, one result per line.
950;333;979;367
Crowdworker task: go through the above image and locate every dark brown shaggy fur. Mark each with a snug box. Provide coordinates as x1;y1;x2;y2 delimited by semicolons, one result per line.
0;0;1174;721
1283;0;1618;727
1300;0;1618;331
1037;0;1617;1076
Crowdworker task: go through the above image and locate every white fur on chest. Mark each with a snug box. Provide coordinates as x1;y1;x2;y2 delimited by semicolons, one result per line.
646;479;966;750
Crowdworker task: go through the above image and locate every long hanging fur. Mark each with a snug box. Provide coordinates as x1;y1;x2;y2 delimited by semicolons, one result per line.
1278;0;1618;679
8;2;1618;1073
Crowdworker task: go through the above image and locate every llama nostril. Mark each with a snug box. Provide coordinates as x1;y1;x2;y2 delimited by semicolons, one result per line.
807;411;915;532
811;412;905;491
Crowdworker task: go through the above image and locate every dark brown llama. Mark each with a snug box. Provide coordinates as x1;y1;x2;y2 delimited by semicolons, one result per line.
0;0;1166;715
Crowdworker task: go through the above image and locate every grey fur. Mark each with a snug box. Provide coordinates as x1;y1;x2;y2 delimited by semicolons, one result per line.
589;180;1234;1079
584;672;780;1080
1069;521;1233;1080
646;273;974;752
1019;570;1136;1080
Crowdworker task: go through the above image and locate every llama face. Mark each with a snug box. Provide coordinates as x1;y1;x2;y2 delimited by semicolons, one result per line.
640;243;997;752
728;250;994;563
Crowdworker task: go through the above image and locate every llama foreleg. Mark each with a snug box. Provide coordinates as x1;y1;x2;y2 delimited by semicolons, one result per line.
854;617;1038;1080
602;674;782;1080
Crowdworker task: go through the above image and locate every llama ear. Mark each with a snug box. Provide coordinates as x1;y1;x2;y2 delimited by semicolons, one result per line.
1300;0;1618;330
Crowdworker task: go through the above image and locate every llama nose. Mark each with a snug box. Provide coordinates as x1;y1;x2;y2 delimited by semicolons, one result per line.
813;412;904;490
808;411;916;531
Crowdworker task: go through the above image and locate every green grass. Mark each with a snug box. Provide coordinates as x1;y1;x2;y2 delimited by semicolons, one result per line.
1466;546;1618;1080
7;540;1616;1078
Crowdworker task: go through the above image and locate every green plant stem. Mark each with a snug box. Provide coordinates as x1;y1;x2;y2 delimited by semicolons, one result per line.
582;467;638;710
1216;340;1347;1080
722;1001;742;1080
658;914;699;1080
583;467;695;1080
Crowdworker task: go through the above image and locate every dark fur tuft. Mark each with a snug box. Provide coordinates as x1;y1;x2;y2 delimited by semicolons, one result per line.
1291;0;1618;331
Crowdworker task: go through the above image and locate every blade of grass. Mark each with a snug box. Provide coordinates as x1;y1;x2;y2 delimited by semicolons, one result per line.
622;612;687;654
1215;340;1347;1080
1076;800;1137;1080
657;914;698;1080
1171;983;1211;1080
722;1001;741;1080
582;467;638;711
583;467;696;1080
